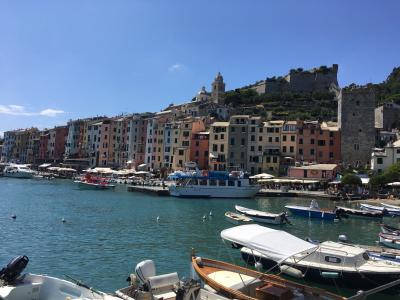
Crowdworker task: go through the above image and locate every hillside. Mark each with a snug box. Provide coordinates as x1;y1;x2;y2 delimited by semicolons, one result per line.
227;66;400;121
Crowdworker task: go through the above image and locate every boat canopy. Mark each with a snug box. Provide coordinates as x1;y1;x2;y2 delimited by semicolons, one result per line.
221;224;318;264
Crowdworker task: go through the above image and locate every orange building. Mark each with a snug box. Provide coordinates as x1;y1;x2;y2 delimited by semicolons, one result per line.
190;132;209;170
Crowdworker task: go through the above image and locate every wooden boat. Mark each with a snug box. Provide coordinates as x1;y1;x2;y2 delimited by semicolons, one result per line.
379;232;400;250
360;203;400;216
285;201;337;221
381;223;400;235
235;205;289;225
225;212;253;225
335;206;383;219
191;256;345;300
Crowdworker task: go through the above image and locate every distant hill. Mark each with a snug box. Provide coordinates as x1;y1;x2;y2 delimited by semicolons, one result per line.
371;67;400;106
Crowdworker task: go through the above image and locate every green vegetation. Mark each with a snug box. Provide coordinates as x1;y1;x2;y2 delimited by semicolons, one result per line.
370;162;400;188
371;67;400;106
341;174;362;186
225;89;337;120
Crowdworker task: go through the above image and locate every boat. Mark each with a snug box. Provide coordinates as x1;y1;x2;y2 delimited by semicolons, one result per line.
379;232;400;250
235;205;289;225
0;255;121;299
360;203;400;216
2;164;35;179
225;211;253;225
168;171;260;198
285;200;338;221
191;256;345;300
335;206;384;219
223;224;400;290
382;203;400;210
74;174;116;190
381;223;400;235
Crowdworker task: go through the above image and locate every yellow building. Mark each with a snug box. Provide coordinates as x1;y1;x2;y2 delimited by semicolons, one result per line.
262;120;284;175
209;121;229;171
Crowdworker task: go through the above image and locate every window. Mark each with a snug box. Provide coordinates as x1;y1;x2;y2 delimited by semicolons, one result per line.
221;134;224;139
318;151;323;158
241;138;245;145
291;135;295;142
330;140;334;146
299;148;303;155
377;157;383;164
230;152;234;158
220;144;224;152
318;140;325;146
283;146;287;153
212;144;218;151
356;100;360;106
329;152;334;158
258;146;262;151
241;152;244;159
275;137;279;143
275;128;279;133
290;146;294;153
310;129;315;134
272;157;277;163
250;146;255;151
214;134;218;140
230;138;235;145
283;135;287;142
259;136;262;142
259;128;263;133
354;144;360;151
251;127;255;132
195;150;199;157
241;127;246;133
268;137;273;143
310;149;315;155
310;139;315;145
299;138;303;144
266;157;271;163
231;127;235;132
251;135;255;142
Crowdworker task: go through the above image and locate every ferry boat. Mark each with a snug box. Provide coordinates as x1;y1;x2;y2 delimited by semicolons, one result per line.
2;164;35;179
168;171;260;198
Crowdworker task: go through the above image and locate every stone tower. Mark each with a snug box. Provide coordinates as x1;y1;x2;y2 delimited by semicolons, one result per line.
338;87;376;167
211;72;225;104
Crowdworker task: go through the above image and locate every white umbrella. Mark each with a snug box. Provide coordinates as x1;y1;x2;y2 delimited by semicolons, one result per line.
249;173;274;179
387;182;400;187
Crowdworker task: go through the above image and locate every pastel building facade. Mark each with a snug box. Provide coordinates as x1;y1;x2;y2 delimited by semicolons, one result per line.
371;140;400;173
209;122;229;171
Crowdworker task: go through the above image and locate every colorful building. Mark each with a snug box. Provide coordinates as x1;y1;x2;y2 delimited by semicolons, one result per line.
209;122;229;171
190;131;209;170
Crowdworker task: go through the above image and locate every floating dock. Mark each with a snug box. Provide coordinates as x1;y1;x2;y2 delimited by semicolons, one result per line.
127;185;170;196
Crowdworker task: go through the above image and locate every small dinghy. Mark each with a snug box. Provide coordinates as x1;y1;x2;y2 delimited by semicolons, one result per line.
235;205;289;225
335;206;383;219
191;256;345;300
225;211;253;225
360;203;400;216
285;200;337;221
379;232;400;250
381;203;400;210
381;223;400;235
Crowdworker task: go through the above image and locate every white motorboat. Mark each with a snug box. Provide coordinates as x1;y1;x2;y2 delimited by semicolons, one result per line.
222;224;400;290
2;164;35;179
379;232;400;250
168;171;260;198
225;211;253;225
360;203;400;216
235;205;289;225
0;256;120;300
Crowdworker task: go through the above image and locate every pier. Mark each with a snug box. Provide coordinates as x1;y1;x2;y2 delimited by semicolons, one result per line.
127;185;170;196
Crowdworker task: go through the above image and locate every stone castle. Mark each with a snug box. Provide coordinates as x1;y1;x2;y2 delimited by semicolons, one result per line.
252;64;339;94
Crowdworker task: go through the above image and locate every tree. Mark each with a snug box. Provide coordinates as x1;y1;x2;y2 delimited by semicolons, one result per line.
341;174;362;186
370;162;400;189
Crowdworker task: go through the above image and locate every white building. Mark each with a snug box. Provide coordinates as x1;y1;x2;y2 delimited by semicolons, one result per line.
371;140;400;173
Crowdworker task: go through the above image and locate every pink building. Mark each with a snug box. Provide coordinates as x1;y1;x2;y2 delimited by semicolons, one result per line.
288;164;339;180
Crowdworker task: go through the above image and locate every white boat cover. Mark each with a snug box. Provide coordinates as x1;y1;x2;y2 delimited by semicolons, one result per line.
221;224;318;264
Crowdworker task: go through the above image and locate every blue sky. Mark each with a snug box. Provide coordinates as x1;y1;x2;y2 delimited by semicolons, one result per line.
0;0;399;136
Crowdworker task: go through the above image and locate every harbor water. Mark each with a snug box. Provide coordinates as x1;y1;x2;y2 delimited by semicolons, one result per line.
0;177;398;299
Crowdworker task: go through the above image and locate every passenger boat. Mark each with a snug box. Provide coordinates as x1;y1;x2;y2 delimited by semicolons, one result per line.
225;211;253;225
168;171;260;198
360;203;400;216
235;205;289;225
2;164;35;179
74;174;116;190
285;200;337;221
191;256;345;300
381;223;400;235
335;206;383;219
223;224;400;290
379;232;400;250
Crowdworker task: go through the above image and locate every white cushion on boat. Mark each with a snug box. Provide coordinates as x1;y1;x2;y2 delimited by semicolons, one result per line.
148;272;179;289
207;270;259;290
152;290;177;300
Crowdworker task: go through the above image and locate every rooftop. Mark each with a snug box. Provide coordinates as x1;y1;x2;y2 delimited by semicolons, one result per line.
291;164;338;171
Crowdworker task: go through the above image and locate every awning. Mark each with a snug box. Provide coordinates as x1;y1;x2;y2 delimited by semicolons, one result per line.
57;167;77;172
47;167;60;171
387;182;400;187
258;178;319;184
221;224;317;264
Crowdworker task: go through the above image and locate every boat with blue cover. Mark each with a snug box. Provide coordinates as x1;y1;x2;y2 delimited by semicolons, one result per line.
168;171;260;198
285;200;338;221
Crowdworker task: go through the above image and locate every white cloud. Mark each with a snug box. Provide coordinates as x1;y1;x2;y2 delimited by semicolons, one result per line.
39;109;65;117
0;131;4;139
168;63;184;72
0;105;65;117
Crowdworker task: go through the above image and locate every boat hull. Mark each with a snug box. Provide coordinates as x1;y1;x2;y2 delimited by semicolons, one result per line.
335;206;383;219
76;181;116;190
224;212;253;225
241;250;400;291
168;185;259;198
3;172;34;179
285;205;336;220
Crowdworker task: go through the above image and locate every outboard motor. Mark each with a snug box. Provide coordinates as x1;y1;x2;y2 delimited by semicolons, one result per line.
0;255;29;284
338;234;352;244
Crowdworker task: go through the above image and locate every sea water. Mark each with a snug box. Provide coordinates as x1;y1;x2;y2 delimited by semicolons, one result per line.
0;177;397;299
